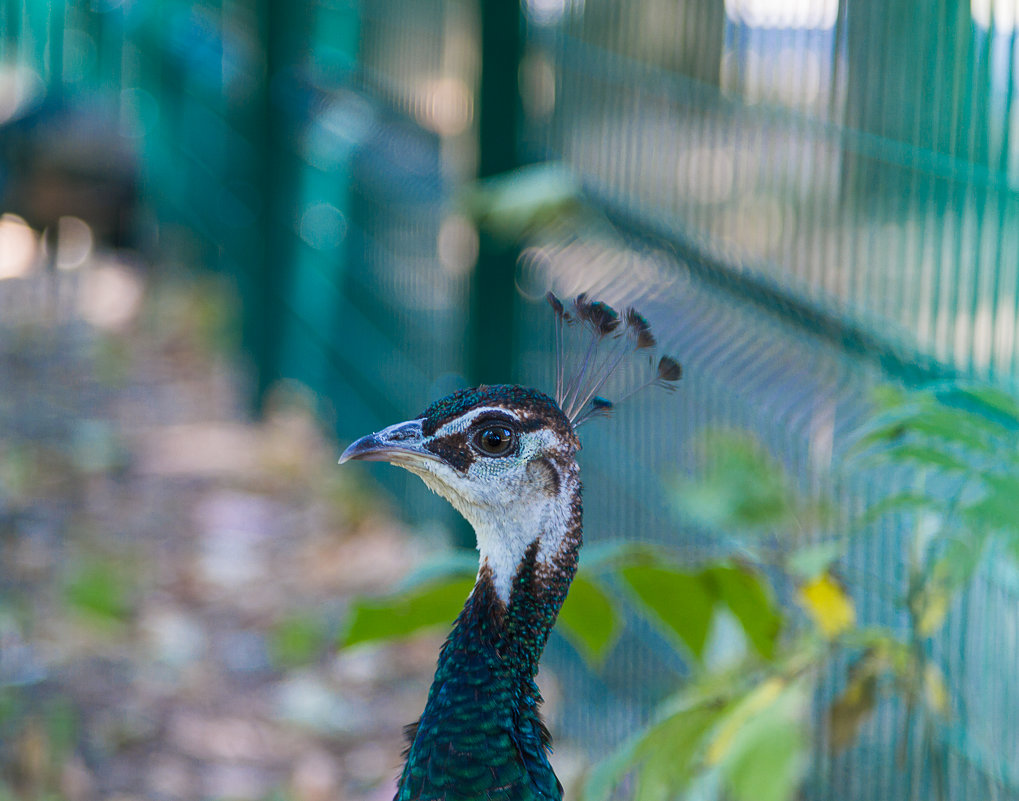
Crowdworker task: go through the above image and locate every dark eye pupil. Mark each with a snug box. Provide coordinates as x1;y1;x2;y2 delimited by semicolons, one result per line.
477;426;512;455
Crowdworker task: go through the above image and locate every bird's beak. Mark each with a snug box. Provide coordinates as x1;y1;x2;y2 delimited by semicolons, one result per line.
338;419;440;467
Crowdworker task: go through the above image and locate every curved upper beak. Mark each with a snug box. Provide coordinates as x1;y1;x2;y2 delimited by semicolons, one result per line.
339;419;440;466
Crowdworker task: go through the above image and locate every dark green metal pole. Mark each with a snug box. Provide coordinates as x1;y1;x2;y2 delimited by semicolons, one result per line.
469;0;523;387
251;0;303;409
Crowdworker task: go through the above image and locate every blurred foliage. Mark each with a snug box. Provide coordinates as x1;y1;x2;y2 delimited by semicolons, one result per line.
671;430;834;536
853;382;1019;591
344;576;478;648
270;614;331;669
617;561;780;662
63;559;135;629
142;273;241;360
0;691;79;801
340;381;1019;801
671;431;796;531
462;163;586;243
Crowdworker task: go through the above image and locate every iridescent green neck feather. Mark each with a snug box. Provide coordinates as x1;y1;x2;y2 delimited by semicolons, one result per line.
397;492;582;801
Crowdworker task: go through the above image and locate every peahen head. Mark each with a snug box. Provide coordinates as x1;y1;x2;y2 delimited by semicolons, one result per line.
339;295;680;801
340;384;581;605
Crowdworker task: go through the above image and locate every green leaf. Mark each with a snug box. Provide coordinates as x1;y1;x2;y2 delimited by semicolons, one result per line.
584;694;727;801
342;576;476;647
578;540;674;573
64;561;132;625
858;492;941;526
961;476;1019;535
934;384;1019;430
583;727;644;801
633;703;724;801
871;385;908;410
786;541;844;579
618;563;782;663
463;163;582;241
270;614;328;668
671;432;794;532
864;443;968;471
705;566;782;660
852;409;997;454
931;534;987;590
712;678;809;801
557;574;620;665
620;564;716;660
724;716;804;801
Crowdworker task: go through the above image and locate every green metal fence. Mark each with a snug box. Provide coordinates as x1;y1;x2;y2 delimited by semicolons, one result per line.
4;0;1019;797
521;2;1019;798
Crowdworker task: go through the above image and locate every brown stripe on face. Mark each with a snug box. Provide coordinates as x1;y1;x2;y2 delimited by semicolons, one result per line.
423;431;475;472
527;456;560;497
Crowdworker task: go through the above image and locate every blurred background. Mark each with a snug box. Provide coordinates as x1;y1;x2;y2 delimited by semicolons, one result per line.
3;0;1019;799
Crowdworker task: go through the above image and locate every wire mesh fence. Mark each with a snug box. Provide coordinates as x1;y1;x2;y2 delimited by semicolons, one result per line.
521;3;1019;797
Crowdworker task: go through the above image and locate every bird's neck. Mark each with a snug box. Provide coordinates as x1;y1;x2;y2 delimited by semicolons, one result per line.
397;475;582;800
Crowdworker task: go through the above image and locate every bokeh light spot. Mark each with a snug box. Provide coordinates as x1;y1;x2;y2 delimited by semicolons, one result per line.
299;203;347;251
414;77;473;137
79;261;145;331
55;217;95;271
0;65;46;125
725;0;837;29
0;215;40;279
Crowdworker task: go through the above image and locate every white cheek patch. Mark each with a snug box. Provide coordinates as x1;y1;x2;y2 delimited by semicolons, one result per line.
466;429;577;604
404;421;578;607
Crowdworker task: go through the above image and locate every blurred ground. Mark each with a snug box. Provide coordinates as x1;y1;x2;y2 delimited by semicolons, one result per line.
0;230;447;801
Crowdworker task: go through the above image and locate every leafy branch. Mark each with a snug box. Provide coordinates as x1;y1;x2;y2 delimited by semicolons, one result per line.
338;382;1019;801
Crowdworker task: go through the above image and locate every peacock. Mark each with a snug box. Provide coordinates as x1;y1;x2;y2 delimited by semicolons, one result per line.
340;294;681;801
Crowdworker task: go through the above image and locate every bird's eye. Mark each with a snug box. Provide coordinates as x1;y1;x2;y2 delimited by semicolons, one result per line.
473;425;515;456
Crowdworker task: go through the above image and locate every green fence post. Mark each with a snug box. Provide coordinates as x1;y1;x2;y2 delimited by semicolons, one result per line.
250;0;307;408
469;0;523;387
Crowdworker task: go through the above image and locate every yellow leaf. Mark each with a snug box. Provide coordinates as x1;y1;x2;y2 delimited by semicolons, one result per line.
797;574;856;639
705;677;785;765
923;663;949;716
917;591;950;637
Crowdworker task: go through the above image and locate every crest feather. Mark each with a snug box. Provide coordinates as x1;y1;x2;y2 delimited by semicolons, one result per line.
546;293;682;426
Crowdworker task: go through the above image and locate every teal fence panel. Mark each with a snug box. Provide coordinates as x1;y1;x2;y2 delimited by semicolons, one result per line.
518;2;1019;799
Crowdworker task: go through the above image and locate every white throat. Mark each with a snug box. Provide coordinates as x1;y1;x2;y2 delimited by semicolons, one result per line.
469;470;579;605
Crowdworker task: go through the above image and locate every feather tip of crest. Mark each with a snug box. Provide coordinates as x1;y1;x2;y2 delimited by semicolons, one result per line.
656;355;682;383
